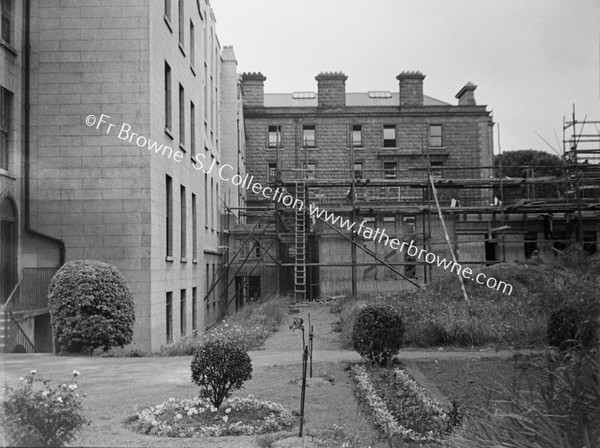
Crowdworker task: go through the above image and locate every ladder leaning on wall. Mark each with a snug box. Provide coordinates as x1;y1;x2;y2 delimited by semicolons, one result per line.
294;181;307;302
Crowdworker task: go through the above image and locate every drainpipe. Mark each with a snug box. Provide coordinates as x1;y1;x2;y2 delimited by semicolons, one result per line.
23;0;65;266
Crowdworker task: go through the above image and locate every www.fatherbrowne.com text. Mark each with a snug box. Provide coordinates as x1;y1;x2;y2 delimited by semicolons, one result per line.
85;114;513;295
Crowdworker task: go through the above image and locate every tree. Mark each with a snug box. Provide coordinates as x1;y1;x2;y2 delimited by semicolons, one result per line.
494;150;564;201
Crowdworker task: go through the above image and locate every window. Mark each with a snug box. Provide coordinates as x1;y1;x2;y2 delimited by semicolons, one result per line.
166;292;173;343
190;21;195;69
429;124;442;147
403;216;416;235
210;177;214;230
353;162;363;180
267;163;277;182
404;255;417;279
204;173;208;228
205;263;210;303
192;193;197;259
180;185;186;259
352;125;362;148
303;162;316;179
216;183;219;232
192;287;198;331
0;87;11;171
209;76;213;128
164;62;172;132
203;64;208;119
302;125;315;148
179;84;185;145
254;240;261;258
180;289;186;336
190;101;195;154
1;0;10;44
212;264;217;304
430;161;443;178
166;175;173;258
384;162;397;179
164;0;171;22
178;0;184;46
268;125;281;149
383;125;396;148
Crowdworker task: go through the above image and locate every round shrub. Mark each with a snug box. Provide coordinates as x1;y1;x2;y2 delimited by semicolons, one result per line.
352;304;404;366
547;306;596;351
191;340;252;408
48;260;135;354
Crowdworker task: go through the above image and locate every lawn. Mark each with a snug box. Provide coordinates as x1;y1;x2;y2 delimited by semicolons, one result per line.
0;354;389;447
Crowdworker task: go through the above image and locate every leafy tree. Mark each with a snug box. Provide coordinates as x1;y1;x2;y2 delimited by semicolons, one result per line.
494;150;564;201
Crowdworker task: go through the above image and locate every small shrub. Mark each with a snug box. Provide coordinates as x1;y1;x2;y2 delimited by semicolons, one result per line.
352;304;404;366
48;260;135;354
190;340;252;408
1;370;89;447
547;306;596;350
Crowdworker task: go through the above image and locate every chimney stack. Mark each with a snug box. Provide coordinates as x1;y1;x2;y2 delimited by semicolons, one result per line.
240;72;266;108
315;72;347;107
396;71;425;107
456;82;477;106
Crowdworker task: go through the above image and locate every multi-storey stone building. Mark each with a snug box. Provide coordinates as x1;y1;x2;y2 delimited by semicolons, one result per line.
1;0;241;352
235;71;495;299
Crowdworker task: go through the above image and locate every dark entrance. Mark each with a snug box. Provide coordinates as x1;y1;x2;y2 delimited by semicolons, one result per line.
485;234;497;266
1;197;18;302
34;314;54;353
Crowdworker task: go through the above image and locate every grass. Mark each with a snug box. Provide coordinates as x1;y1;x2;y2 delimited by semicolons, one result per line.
0;356;388;447
337;248;600;349
156;295;290;356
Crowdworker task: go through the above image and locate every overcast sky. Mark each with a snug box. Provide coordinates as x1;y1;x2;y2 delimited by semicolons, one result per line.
211;0;599;156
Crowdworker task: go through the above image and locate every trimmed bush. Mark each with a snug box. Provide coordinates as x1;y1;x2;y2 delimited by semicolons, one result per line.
352;304;404;366
547;306;596;351
48;260;135;354
191;340;252;408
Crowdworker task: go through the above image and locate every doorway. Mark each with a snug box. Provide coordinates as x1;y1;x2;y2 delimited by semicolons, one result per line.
1;197;18;302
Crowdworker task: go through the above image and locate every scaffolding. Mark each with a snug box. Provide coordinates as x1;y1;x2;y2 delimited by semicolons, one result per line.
217;108;600;306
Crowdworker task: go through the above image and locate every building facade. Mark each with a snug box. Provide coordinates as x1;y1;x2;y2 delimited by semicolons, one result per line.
1;0;241;352
234;71;496;300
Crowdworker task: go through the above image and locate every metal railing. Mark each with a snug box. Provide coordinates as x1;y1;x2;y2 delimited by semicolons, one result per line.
7;268;57;316
1;267;58;353
1;308;36;353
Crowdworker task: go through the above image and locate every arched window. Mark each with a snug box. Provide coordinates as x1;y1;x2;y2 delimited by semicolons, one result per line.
1;196;18;301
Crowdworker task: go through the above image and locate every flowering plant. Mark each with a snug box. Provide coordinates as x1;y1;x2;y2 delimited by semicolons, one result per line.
133;395;294;437
1;370;89;447
352;365;451;443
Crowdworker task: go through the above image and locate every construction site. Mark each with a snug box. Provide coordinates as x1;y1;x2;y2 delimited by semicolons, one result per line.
218;94;600;308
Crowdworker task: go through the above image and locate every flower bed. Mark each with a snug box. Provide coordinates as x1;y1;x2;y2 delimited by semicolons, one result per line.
132;395;295;437
352;365;451;443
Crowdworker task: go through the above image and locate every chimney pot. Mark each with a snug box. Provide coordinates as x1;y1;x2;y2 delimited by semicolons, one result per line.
240;72;267;107
396;71;425;107
315;71;348;107
456;82;477;106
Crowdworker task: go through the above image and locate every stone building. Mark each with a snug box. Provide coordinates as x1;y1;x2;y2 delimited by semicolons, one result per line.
232;71;496;300
1;0;241;352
